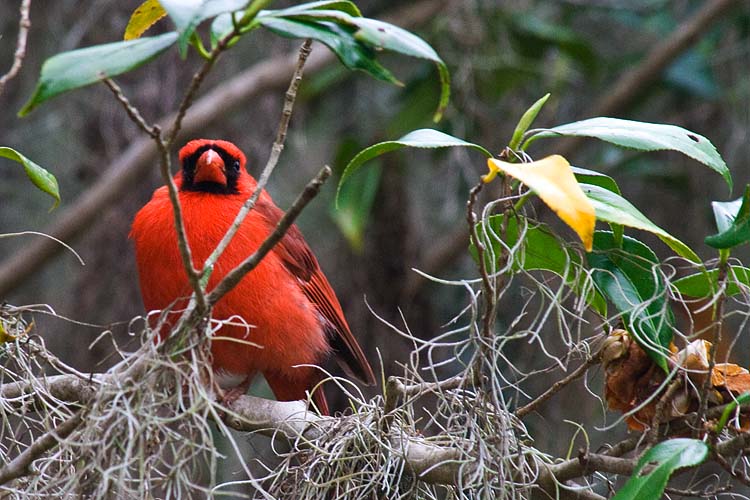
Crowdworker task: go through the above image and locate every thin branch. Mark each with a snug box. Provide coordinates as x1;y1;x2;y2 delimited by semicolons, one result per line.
102;71;206;311
714;431;750;457
101;78;158;138
0;0;31;96
546;450;637;484
714;452;750;488
0;411;83;485
648;377;683;445
202;39;313;277
152;128;208;311
516;347;602;418
207;165;331;304
384;374;464;423
694;260;729;435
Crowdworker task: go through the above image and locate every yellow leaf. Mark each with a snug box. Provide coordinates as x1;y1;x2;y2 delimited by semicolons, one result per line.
124;0;167;41
0;323;16;344
487;155;595;251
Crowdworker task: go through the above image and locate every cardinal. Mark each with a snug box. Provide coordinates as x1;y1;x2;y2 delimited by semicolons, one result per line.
130;139;375;414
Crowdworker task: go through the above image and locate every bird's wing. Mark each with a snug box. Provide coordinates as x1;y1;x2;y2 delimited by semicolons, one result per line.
255;196;376;386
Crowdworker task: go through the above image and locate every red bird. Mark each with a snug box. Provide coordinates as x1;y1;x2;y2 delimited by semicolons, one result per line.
130;139;375;414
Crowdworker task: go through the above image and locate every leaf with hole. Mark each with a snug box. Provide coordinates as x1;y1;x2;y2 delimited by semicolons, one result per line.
336;129;491;206
19;32;178;116
0;147;60;210
527;117;731;190
588;232;674;371
705;186;750;249
582;183;699;262
612;438;708;500
487;155;595;251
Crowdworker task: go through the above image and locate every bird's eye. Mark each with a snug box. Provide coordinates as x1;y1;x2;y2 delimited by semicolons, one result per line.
233;160;241;172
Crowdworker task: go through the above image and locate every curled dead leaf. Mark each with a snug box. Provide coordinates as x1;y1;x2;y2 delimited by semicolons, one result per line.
604;332;750;431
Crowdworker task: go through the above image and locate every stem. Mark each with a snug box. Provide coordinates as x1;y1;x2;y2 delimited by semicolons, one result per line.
190;32;211;60
0;411;84;485
239;0;275;26
693;256;729;434
0;0;31;96
153;129;208;312
516;347;602;418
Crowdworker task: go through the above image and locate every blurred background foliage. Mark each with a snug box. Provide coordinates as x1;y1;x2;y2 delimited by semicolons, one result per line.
1;0;749;463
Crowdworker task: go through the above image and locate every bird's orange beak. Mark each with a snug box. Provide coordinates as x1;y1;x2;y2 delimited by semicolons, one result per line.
194;149;226;186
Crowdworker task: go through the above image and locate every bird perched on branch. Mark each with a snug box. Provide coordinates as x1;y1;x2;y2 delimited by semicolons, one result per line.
130;139;375;414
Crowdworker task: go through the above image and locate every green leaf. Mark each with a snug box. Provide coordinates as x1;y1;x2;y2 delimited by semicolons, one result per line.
19;32;178;116
330;162;381;253
571;166;620;195
588;232;674;371
0;147;60;210
266;1;362;17
527;117;732;190
581;183;699;262
348;16;449;121
260;8;450;121
470;214;606;316
705;186;750;249
673;266;750;298
260;17;398;84
509;93;550;150
159;0;249;55
212;1;364;45
715;392;750;433
336;129;491;206
613;439;708;500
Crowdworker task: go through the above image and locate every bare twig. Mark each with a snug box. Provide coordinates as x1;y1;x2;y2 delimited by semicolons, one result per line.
516;348;602;418
384;374;464;416
714;453;750;488
648;377;683;445
0;0;31;96
466;181;498;386
0;411;83;485
207;165;331;304
694;260;729;435
151;129;208;311
202;39;313;277
101;78;158;138
101;77;203;307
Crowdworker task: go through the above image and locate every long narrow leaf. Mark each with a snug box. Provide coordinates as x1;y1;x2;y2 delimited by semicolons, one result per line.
527;117;731;190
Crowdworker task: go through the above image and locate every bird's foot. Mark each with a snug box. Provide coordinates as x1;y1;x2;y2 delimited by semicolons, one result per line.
218;376;253;408
220;386;246;407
